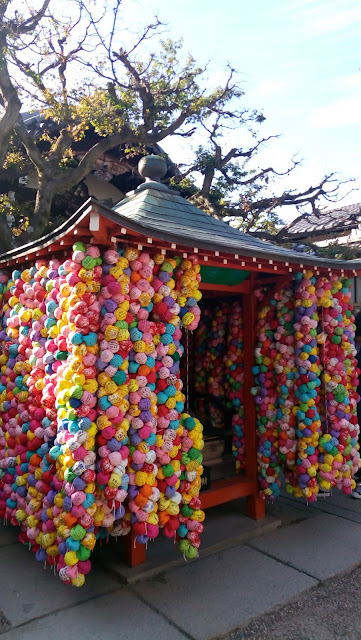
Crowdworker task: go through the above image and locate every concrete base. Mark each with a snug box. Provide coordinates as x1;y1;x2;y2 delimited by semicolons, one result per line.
96;500;282;584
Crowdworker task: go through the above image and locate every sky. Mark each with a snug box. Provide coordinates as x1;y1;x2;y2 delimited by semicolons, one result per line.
118;0;361;222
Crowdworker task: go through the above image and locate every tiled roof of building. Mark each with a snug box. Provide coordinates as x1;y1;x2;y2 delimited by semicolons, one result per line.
285;202;361;238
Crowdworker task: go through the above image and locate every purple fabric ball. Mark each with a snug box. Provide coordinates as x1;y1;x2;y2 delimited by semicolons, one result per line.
170;363;179;374
105;299;117;313
300;474;310;484
165;485;176;498
114;505;125;520
47;490;56;505
62;496;72;512
140;410;152;422
107;438;122;452
27;473;36;487
130;512;138;524
164;296;174;307
128;485;138;500
72;477;87;491
159;271;171;283
136;534;149;544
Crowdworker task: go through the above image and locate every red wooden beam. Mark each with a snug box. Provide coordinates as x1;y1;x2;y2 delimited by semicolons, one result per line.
200;477;257;509
200;281;250;294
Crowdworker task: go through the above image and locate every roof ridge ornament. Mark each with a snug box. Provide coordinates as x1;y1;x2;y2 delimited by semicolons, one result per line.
133;154;172;194
138;154;167;183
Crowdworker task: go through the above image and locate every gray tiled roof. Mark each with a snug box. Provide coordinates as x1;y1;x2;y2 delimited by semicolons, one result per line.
112;182;315;262
285;202;361;237
1;190;360;271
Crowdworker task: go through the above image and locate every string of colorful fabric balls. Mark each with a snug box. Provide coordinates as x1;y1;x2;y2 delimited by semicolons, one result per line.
193;300;245;470
0;243;205;587
253;271;360;501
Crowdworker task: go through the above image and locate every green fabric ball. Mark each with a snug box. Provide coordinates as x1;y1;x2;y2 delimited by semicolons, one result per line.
73;242;86;252
71;524;86;541
55;350;68;361
82;256;96;269
162;464;174;478
77;545;91;561
64;469;76;482
185;545;198;559
181;504;193;518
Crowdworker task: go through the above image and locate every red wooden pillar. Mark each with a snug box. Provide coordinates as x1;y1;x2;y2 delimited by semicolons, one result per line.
123;529;146;567
243;273;265;520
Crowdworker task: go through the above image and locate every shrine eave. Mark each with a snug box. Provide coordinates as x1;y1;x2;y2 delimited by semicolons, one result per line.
0;197;360;277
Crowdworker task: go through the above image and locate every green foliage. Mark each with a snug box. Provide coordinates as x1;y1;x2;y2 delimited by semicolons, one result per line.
315;241;361;260
169;176;198;198
0;194;32;236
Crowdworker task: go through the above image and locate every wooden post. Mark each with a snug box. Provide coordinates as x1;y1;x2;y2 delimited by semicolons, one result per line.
123;530;146;567
243;273;265;520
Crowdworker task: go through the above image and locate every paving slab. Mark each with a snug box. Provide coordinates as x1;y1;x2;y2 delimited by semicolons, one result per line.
133;544;317;640
280;490;361;518
0;590;189;640
311;491;361;517
0;544;121;627
0;524;18;548
305;499;361;524
249;512;361;581
266;497;315;527
276;493;361;524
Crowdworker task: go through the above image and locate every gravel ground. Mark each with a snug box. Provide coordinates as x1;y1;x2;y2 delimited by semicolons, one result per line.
0;611;11;634
219;564;361;640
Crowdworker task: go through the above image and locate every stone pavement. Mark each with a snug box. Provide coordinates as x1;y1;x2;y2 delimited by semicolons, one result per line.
1;491;361;640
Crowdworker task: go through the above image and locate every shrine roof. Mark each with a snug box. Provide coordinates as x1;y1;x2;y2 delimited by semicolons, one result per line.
0;182;361;275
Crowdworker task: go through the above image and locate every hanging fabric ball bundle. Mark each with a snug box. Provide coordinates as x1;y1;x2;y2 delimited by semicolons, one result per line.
274;288;297;491
293;271;322;502
52;243;103;586
125;246;160;545
225;301;245;470
253;292;281;499
95;248;132;534
152;253;185;543
194;306;212;396
177;413;204;559
175;256;202;332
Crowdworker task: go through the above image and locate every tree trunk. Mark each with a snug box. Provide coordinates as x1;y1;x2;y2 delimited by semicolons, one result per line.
0;36;22;168
0;216;15;254
27;181;55;242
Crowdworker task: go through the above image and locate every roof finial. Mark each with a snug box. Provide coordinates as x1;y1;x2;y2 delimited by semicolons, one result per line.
138;154;167;183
